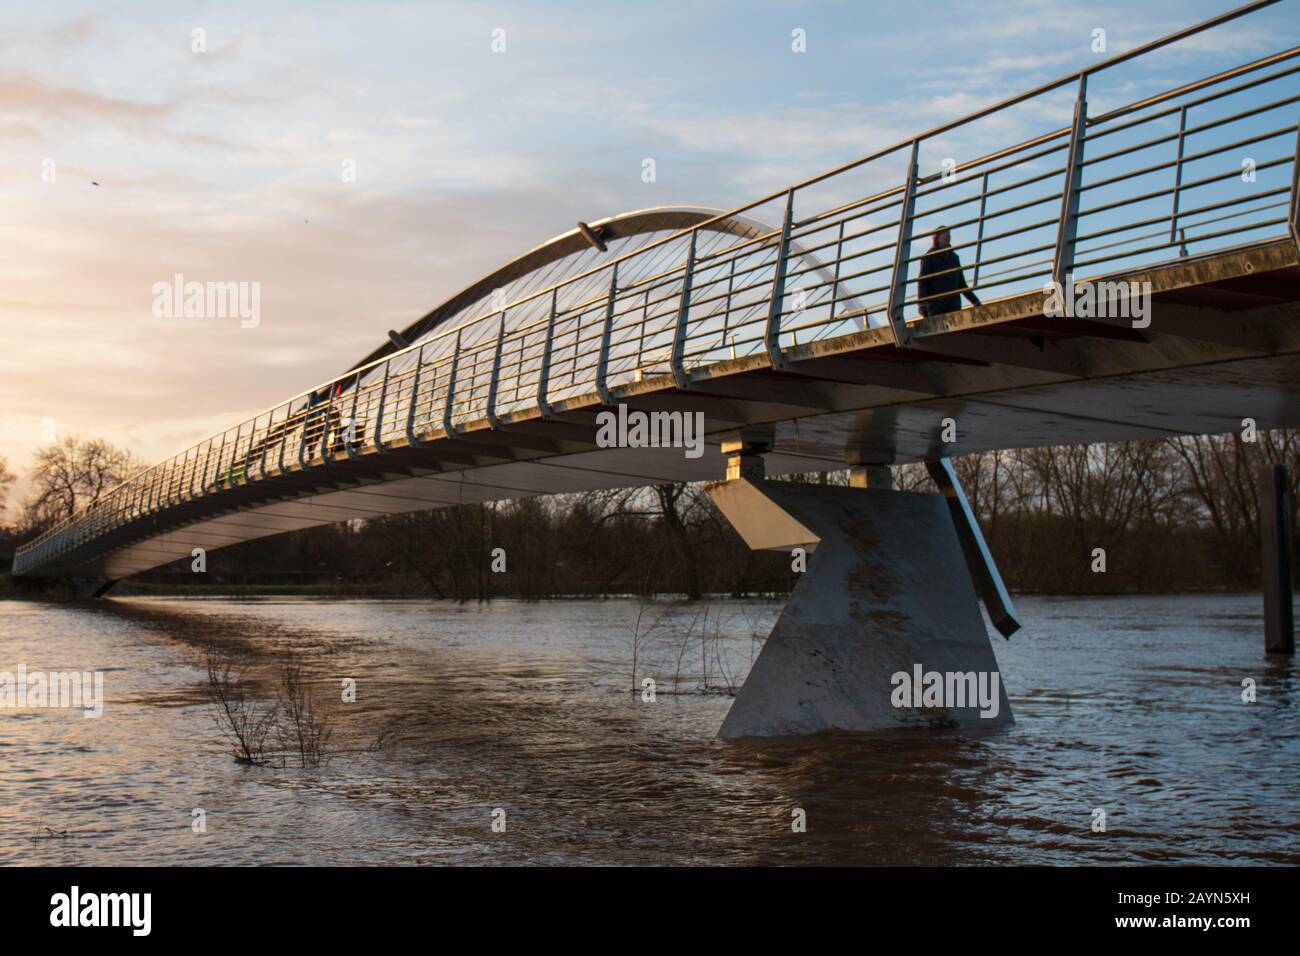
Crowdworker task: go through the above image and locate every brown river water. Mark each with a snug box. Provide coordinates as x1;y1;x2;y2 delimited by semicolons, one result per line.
0;594;1296;865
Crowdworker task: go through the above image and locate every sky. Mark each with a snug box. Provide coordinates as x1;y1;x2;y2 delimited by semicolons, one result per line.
1;0;1296;515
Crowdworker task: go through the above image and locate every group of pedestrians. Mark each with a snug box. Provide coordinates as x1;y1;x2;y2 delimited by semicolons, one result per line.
215;381;353;489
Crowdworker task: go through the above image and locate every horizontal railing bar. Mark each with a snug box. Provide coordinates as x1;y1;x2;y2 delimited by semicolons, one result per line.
1079;153;1293;221
1071;218;1289;271
1085;81;1300;160
1087;43;1300;128
1077;190;1291;249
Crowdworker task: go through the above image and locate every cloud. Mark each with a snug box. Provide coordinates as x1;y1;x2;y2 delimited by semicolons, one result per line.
46;13;98;47
0;119;42;141
0;73;172;123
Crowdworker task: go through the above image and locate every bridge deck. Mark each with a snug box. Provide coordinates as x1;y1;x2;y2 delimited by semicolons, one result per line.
27;241;1300;581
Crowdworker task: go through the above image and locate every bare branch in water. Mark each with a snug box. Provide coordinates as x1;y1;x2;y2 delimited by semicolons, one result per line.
204;646;278;766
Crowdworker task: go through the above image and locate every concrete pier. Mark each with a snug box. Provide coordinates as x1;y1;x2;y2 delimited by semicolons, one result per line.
708;476;1013;738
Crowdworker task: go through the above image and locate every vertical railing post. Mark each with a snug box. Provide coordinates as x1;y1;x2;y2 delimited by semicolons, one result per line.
279;409;291;473
373;363;391;453
298;400;312;469
213;435;227;493
231;422;245;485
154;457;169;508
1053;74;1089;290
670;232;697;389
1169;105;1189;247
155;462;170;509
137;465;151;515
407;344;428;447
157;463;171;509
192;441;206;498
538;290;557;418
828;220;844;322
636;290;649;373
173;451;186;503
230;424;245;487
256;415;270;480
209;434;224;493
443;330;462;437
722;254;736;344
487;310;507;428
763;189;795;368
343;378;361;460
886;140;919;348
175;451;189;503
972;170;990;288
321;384;336;464
196;446;208;499
596;263;619;405
1288;106;1300;254
198;441;212;498
197;442;211;495
235;425;248;485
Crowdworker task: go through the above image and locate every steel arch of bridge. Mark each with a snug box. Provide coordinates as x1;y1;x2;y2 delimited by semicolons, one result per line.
347;205;866;375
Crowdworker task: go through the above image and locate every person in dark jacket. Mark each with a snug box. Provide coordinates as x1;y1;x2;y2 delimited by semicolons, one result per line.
302;387;332;459
917;225;981;317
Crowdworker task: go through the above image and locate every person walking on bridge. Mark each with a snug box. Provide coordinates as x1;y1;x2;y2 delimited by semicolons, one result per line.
302;386;332;460
917;225;981;317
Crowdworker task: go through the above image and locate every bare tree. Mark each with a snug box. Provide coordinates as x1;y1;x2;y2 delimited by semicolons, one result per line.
655;483;705;599
671;612;695;694
373;511;448;597
1167;431;1300;586
23;436;137;530
0;455;14;514
204;647;278;765
623;599;668;694
278;659;332;768
702;604;742;694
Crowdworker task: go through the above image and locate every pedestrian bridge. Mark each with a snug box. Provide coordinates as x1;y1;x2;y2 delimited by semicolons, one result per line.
15;3;1300;593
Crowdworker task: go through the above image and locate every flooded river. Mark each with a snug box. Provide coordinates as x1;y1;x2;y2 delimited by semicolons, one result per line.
1;594;1296;865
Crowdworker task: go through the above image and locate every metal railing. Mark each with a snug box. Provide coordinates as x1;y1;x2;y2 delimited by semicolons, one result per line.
15;0;1300;576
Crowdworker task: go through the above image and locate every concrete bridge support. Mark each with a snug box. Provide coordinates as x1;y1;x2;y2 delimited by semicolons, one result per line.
708;454;1013;738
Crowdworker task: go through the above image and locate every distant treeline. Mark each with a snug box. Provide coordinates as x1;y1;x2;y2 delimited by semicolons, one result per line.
2;431;1298;599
